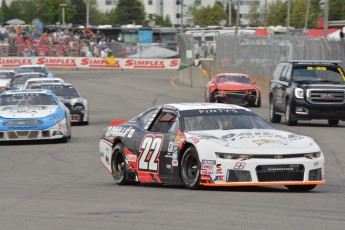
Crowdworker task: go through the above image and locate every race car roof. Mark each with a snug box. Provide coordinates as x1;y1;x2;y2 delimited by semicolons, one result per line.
2;89;53;95
164;103;250;111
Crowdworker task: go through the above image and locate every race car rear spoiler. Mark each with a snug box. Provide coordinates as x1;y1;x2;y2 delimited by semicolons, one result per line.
111;119;128;126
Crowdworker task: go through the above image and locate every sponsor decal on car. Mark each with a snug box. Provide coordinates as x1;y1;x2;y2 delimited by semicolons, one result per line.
202;160;216;165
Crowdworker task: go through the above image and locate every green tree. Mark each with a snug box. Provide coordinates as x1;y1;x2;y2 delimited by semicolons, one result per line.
329;0;345;20
1;0;11;23
225;2;237;26
248;2;262;26
114;0;146;25
290;0;319;28
266;0;287;26
193;2;227;26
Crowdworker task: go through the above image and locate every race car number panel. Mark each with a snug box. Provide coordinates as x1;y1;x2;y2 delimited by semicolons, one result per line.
138;134;164;171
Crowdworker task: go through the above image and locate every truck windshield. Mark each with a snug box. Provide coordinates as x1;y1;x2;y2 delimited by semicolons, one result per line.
292;65;345;83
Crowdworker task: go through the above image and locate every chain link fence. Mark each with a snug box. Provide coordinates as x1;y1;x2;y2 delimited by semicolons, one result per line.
180;33;345;77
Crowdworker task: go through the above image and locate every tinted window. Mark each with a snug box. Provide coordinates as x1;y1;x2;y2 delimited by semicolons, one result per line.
292;65;345;83
0;94;57;106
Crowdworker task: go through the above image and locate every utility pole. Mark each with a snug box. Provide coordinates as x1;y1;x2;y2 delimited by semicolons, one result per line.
84;0;90;28
324;0;329;40
286;0;291;36
181;0;184;34
304;0;310;34
60;4;67;25
235;0;240;35
228;0;232;27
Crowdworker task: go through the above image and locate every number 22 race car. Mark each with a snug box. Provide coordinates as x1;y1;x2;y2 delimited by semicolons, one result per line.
99;103;325;191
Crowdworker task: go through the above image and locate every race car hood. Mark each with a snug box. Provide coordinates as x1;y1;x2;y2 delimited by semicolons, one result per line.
185;129;319;154
0;79;11;87
215;82;256;91
0;105;59;118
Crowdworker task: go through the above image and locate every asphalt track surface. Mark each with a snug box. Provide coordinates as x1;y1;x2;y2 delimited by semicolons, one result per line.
1;70;345;230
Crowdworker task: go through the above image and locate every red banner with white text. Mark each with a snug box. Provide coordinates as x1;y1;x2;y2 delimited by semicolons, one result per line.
0;57;180;70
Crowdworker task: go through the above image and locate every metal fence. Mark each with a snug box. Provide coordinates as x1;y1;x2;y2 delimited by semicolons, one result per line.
180;33;345;77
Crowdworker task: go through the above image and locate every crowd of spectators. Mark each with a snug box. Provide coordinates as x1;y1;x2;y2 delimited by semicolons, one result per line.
0;24;114;58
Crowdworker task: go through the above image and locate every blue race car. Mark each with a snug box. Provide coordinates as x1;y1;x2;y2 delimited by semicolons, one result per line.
0;89;71;142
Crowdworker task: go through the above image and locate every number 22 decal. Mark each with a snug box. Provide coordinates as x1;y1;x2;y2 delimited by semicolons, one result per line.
139;134;163;171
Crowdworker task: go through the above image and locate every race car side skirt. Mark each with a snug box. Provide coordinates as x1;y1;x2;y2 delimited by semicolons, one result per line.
200;181;326;187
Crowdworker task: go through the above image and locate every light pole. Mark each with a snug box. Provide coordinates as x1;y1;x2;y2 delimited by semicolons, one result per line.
304;0;310;34
324;0;329;39
286;0;291;36
235;0;240;35
60;4;67;25
228;0;232;27
84;0;90;28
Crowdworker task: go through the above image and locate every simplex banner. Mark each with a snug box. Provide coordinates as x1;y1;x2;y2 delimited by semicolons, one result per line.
0;57;180;70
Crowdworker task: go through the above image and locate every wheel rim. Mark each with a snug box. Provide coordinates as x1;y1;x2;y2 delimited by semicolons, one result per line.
185;154;198;181
113;151;124;178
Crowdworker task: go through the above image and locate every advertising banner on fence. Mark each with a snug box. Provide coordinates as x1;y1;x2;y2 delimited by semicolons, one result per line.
0;57;180;70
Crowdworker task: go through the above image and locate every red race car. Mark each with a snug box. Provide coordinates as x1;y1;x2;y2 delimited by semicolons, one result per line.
205;73;261;107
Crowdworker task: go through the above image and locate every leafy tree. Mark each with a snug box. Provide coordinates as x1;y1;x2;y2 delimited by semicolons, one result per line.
113;0;146;25
290;0;318;28
193;2;227;26
225;2;237;26
1;0;11;23
266;0;288;26
328;0;345;20
248;2;262;26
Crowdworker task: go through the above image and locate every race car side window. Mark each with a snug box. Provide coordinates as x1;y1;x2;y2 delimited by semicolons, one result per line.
150;111;177;133
139;108;159;129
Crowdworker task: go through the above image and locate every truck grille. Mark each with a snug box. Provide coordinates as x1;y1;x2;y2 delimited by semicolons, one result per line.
256;165;305;182
306;89;345;104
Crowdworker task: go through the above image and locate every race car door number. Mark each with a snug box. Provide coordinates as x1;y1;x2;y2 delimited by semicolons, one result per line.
138;134;163;171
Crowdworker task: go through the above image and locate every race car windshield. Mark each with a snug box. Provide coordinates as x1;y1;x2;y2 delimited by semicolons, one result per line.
0;94;57;106
32;85;79;98
182;109;274;131
17;67;46;74
0;73;15;80
292;66;345;83
216;75;252;84
12;75;46;86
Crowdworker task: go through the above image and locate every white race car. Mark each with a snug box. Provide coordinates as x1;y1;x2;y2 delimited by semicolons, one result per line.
99;103;325;191
0;89;71;142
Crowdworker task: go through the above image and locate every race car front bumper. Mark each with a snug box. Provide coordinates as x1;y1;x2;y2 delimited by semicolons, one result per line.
199;157;325;186
0;122;69;141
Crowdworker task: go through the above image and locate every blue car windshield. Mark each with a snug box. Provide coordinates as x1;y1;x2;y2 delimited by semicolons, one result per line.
0;94;57;106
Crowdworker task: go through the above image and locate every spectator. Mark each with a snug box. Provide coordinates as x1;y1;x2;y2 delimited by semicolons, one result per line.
23;48;31;57
100;47;108;58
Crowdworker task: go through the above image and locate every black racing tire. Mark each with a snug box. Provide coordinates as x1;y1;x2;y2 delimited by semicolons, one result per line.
111;143;128;185
58;136;69;143
210;92;216;103
328;120;339;126
180;146;201;190
285;185;317;192
255;97;261;107
269;99;281;123
285;100;297;126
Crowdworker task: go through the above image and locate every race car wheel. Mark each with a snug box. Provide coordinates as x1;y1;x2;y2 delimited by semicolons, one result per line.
210;92;216;103
181;146;201;190
328;120;339;126
256;97;261;107
285;185;317;192
269;99;281;123
111;143;128;185
285;101;297;126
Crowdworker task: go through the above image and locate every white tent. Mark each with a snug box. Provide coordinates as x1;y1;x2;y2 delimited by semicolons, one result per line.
6;18;25;25
129;46;178;59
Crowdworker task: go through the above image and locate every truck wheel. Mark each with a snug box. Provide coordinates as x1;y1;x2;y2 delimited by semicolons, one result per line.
328;120;339;126
285;101;297;126
269;100;281;123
